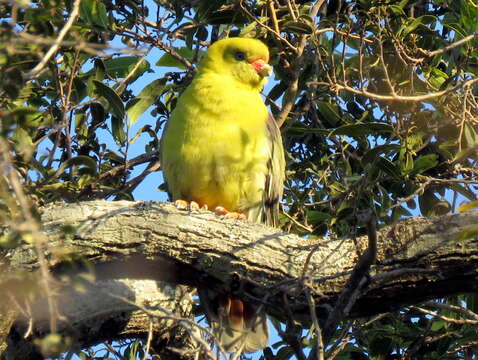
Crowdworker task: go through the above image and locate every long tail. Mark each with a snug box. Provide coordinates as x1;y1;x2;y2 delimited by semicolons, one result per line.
199;290;269;353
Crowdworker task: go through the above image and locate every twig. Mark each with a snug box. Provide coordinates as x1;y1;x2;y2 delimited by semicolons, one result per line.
424;300;478;321
371;268;438;286
281;293;308;360
413;306;478;325
275;0;326;128
268;0;281;35
108;293;221;360
17;32;143;56
27;0;82;78
418;32;478;58
239;0;296;51
79;151;160;191
142;319;154;360
282;210;314;232
377;31;396;96
286;0;298;21
305;287;324;360
322;210;377;342
0;138;60;333
312;77;478;102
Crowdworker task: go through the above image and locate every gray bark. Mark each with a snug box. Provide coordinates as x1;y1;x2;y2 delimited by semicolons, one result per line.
1;200;478;357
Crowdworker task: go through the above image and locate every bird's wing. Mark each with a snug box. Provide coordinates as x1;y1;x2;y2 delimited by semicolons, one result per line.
159;123;172;200
262;113;285;227
245;112;285;226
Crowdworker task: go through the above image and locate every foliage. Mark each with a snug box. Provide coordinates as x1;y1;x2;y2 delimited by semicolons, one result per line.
1;0;478;359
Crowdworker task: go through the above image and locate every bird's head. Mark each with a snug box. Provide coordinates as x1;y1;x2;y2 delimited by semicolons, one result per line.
198;37;272;90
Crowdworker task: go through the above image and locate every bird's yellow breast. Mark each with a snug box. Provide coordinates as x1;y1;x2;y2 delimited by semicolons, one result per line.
162;73;270;212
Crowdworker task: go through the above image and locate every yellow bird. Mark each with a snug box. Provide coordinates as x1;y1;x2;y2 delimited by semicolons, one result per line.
161;37;285;353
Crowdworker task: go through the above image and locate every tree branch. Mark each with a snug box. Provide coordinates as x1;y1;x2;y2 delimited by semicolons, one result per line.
2;200;478;355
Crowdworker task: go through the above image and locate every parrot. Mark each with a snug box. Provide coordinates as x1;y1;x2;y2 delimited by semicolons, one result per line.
161;37;285;353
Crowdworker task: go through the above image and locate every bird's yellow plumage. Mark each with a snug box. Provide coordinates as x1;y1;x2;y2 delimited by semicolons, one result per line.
161;37;285;353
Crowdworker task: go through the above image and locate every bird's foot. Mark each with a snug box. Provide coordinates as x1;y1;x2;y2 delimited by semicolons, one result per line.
214;206;246;220
174;200;208;211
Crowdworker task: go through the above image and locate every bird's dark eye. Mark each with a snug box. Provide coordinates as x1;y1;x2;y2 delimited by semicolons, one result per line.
234;51;246;61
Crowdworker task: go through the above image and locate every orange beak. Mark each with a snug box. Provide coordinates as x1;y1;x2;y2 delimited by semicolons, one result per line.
250;58;273;77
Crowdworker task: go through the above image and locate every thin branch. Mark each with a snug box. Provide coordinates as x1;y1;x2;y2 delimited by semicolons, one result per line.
275;0;326;127
286;0;298;21
282;210;314;233
424;301;478;321
142;319;153;360
109;293;220;360
413;306;478;325
239;0;296;51
0;138;61;334
16;32;143;56
82;151;160;190
267;0;281;35
312;77;478;102
322;210;377;342
418;32;478;58
305;286;324;360
27;0;82;78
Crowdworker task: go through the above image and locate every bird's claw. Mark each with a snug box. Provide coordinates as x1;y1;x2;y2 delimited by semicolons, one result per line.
214;206;246;220
174;200;208;211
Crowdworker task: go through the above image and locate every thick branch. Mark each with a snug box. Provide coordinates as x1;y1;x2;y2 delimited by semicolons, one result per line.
2;200;478;340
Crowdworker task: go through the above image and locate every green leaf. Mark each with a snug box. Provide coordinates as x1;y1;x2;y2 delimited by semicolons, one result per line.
111;116;126;144
430;320;446;331
463;122;478;148
80;0;94;25
92;80;125;119
459;200;478;212
307;211;331;225
71;78;87;104
283;20;314;34
418;189;440;217
363;144;400;165
128;124;154;145
94;1;109;28
400;149;414;175
12;127;34;158
376;157;401;178
104;150;125;164
90;102;106;127
80;0;108;28
74;112;88;139
399;15;437;38
449;183;476;202
410;154;438;174
316;101;341;128
274;345;295;360
427;67;448;88
94;59;106;81
454;224;478;242
330;122;394;137
240;21;262;37
389;0;409;14
126;78;168;125
285;126;329;136
77;174;93;188
156;47;201;69
54;156;98;178
3;107;43;130
85;56;150;79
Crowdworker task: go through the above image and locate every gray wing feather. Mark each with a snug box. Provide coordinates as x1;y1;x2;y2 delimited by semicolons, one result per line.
261;113;285;227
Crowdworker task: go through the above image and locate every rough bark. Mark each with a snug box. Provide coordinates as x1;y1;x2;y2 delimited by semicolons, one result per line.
1;200;478;356
4;279;196;360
